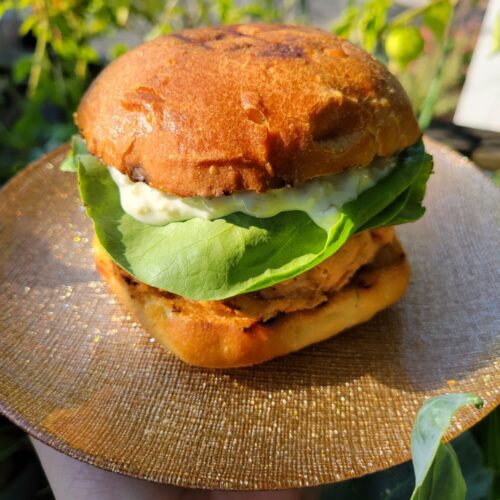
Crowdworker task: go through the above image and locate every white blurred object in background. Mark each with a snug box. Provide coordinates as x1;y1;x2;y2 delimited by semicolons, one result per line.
454;0;500;133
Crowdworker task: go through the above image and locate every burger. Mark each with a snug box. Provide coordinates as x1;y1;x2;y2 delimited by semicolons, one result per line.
63;24;432;368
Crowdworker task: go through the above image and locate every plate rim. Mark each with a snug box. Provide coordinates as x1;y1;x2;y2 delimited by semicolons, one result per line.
0;137;498;489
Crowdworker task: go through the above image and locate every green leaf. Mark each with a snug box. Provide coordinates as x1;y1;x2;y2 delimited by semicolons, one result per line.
332;5;359;39
115;5;130;26
12;55;33;84
423;0;453;42
60;135;87;172
110;42;128;59
76;138;431;300
410;393;484;500
358;0;392;53
79;45;99;63
357;188;411;232
413;443;466;500
215;0;240;24
0;1;14;18
19;14;37;36
59;153;76;172
385;155;430;225
357;153;431;232
314;430;494;500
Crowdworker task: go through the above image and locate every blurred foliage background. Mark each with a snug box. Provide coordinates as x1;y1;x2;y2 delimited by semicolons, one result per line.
0;0;494;184
0;0;498;498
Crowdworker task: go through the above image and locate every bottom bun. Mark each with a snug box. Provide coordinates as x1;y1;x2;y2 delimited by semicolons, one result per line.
94;236;410;368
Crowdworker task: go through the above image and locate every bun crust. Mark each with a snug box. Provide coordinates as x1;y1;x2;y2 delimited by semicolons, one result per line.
94;236;410;368
77;24;420;197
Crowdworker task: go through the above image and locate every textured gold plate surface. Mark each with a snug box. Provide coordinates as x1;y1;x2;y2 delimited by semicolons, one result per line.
0;138;498;490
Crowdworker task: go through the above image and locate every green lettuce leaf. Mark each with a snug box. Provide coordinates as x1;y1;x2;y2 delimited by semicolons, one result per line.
75;140;432;300
410;393;484;500
60;135;88;172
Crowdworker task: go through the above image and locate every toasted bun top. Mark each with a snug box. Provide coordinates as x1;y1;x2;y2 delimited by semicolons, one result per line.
76;24;420;197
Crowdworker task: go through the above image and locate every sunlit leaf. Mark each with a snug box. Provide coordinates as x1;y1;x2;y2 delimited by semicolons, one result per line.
110;42;128;59
19;14;37;36
0;1;14;18
410;394;483;500
12;55;33;83
332;5;359;39
359;0;392;53
115;5;129;26
423;0;453;42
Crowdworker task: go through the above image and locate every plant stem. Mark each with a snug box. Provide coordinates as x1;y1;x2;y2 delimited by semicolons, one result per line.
300;0;310;22
418;6;455;129
390;0;442;28
28;22;47;97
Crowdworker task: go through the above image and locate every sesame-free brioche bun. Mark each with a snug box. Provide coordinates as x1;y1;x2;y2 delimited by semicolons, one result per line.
94;236;410;369
76;24;420;198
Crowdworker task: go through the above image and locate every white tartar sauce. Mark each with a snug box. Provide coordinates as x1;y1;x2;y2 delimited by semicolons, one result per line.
109;156;397;231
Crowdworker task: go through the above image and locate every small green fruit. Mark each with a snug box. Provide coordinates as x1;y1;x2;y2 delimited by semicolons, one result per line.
385;26;424;66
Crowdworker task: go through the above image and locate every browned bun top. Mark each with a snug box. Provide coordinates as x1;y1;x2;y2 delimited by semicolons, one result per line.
76;24;420;197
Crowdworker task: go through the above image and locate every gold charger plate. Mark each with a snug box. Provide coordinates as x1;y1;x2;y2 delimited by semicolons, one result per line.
0;138;498;490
